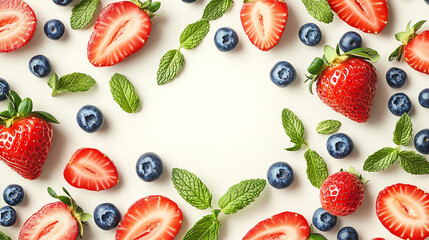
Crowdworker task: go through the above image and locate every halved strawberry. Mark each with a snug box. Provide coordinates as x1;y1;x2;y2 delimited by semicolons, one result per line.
63;148;119;191
242;211;309;240
115;195;183;240
327;0;388;34
0;0;37;52
376;184;429;240
240;0;288;51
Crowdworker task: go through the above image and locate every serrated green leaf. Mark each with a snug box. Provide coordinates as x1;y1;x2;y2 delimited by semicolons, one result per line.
110;73;140;113
281;108;305;151
393;113;412;146
180;20;210;50
301;0;333;24
49;73;96;96
157;49;185;85
70;0;100;30
202;0;232;21
183;214;221;240
304;150;328;188
17;98;33;117
218;179;266;215
172;168;212;210
398;151;429;175
363;147;398;172
31;111;59;124
345;47;380;63
0;231;11;240
316;120;341;134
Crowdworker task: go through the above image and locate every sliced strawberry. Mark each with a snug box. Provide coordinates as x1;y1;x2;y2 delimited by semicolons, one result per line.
115;195;183;240
0;0;37;52
242;211;309;240
63;148;119;191
87;1;151;67
18;202;78;240
376;184;429;240
240;0;288;51
404;31;429;74
327;0;388;34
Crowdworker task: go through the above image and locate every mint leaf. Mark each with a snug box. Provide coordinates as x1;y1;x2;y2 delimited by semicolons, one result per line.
398;151;429;175
183;214;221;240
316;120;341;134
172;168;212;210
109;73;140;113
180;20;210;50
70;0;100;30
281;108;305;151
393;113;412;146
157;49;184;85
218;179;266;215
48;73;96;96
0;231;11;240
304;150;328;188
363;147;398;172
301;0;333;24
202;0;232;21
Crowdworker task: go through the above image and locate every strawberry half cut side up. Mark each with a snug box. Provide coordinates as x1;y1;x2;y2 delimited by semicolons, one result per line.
19;187;91;240
115;195;183;240
87;0;161;67
0;91;59;180
306;45;380;123
0;0;37;53
240;0;288;51
327;0;388;34
376;184;429;240
64;148;119;191
389;20;429;75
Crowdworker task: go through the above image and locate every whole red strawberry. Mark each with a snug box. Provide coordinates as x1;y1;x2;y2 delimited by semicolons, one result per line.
319;167;367;216
307;45;380;122
0;91;59;180
390;20;429;75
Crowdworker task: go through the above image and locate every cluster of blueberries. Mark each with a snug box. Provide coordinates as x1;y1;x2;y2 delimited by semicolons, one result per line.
0;185;24;227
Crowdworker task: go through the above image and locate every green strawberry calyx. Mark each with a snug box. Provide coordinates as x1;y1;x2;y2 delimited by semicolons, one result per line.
47;187;91;238
130;0;161;18
0;91;59;128
340;166;369;184
389;20;427;62
306;45;380;94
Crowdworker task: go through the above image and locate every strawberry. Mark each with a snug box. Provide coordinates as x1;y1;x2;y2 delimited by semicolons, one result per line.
87;0;161;67
19;187;91;240
0;91;59;180
0;0;37;53
240;0;288;51
390;20;429;75
115;195;183;240
306;45;380;123
376;184;429;240
242;211;309;240
63;148;119;191
319;167;367;216
327;0;388;34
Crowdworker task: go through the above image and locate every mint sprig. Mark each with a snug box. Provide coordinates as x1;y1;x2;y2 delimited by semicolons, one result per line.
48;73;96;96
172;168;265;240
70;0;100;30
301;0;333;24
281;108;328;188
109;73;140;113
363;113;429;174
316;120;341;134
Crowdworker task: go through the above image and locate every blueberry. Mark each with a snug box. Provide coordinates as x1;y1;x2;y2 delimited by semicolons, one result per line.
76;105;104;133
267;162;294;189
3;185;24;206
339;31;362;52
418;88;429;108
44;19;65;40
0;206;17;227
388;93;412;116
326;133;354;159
386;67;407;88
337;227;358;240
426;0;429;5
93;203;121;230
182;0;197;3
299;23;322;46
136;152;163;182
29;55;51;78
414;129;429;154
53;0;73;6
0;78;10;101
214;27;238;52
312;207;337;232
270;61;296;87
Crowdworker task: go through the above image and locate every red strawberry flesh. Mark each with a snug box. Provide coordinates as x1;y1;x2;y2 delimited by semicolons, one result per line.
404;31;429;75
